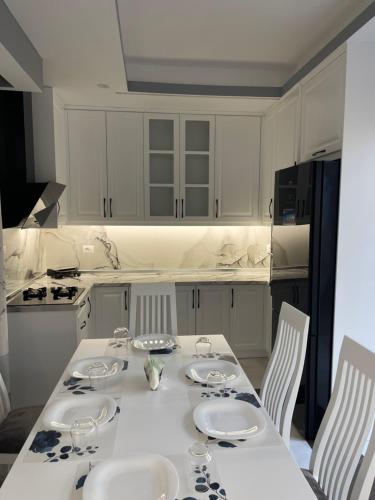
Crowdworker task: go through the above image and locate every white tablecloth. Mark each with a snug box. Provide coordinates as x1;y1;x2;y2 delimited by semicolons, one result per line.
0;335;316;499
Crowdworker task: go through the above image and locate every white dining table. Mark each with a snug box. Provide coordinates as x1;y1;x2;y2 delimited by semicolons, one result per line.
0;335;316;500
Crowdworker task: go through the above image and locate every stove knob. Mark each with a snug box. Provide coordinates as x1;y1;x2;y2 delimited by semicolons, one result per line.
22;290;29;301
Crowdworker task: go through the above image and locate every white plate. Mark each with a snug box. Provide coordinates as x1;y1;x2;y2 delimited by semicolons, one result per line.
131;334;175;351
193;399;265;440
83;455;179;500
68;356;124;379
42;395;117;431
185;359;240;384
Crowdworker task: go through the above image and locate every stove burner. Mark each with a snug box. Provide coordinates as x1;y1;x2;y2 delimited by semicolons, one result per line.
50;286;78;301
23;287;47;301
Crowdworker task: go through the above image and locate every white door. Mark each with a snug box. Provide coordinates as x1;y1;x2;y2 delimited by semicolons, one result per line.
274;89;300;170
94;286;129;339
176;285;196;335
67;110;107;222
107;112;144;221
260;112;276;222
215;115;260;221
300;53;346;160
180;115;215;220
196;285;229;338
144;113;180;220
228;285;265;358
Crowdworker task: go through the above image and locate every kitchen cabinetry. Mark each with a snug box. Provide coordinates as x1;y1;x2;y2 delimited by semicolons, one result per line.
229;285;265;357
107;112;144;221
300;53;346;160
76;291;93;343
144;113;180;219
215;116;260;221
68;110;144;223
175;286;196;335
195;285;229;336
93;286;129;338
260;89;300;223
67;110;107;222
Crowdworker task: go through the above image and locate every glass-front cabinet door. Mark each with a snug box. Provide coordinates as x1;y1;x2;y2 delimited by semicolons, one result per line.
180;115;215;220
144;114;179;219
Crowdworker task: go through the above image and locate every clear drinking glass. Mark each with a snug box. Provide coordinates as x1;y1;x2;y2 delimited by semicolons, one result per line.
70;417;98;456
188;442;212;490
195;337;212;357
207;369;226;398
87;361;109;391
110;326;131;351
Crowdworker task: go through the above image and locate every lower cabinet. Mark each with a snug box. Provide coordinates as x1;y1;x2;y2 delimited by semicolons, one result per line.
76;291;93;343
92;283;268;357
93;286;129;338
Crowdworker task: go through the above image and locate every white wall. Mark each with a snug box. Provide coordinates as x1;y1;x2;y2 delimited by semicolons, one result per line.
333;19;375;378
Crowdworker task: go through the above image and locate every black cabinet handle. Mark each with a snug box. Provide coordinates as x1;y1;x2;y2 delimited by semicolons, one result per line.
181;199;184;218
312;149;326;157
231;288;234;308
80;320;87;330
192;289;195;309
197;289;200;308
175;199;178;218
216;199;219;218
87;296;91;318
268;198;273;219
110;198;113;218
79;300;86;308
296;200;300;218
301;200;305;218
124;290;128;311
103;198;107;218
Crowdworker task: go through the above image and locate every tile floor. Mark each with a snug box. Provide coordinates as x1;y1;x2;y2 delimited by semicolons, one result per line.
239;357;312;469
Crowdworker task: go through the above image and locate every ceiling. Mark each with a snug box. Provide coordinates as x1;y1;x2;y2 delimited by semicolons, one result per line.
4;0;374;106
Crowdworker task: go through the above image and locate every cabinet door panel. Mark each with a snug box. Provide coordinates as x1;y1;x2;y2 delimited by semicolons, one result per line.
180;115;215;220
229;285;265;357
215;116;260;220
260;113;276;222
107;112;144;221
196;285;229;338
67;110;107;222
144;114;180;220
176;286;196;335
301;54;345;160
94;287;129;339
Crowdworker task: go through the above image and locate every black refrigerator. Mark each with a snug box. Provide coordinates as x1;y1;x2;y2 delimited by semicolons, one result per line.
270;159;340;441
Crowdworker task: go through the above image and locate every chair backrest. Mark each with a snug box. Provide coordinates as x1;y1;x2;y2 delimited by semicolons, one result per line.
0;371;10;423
260;301;309;447
310;336;375;500
129;283;178;337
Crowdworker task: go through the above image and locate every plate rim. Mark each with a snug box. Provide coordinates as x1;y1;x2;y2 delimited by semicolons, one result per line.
82;454;179;500
185;359;240;384
193;398;265;440
42;394;118;432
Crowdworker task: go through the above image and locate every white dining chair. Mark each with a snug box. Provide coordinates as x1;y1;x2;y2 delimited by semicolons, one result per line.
302;336;375;500
260;301;310;447
129;283;178;337
0;372;42;467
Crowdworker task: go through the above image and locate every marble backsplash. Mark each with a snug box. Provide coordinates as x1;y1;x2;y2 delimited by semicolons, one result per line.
42;226;271;271
2;225;271;294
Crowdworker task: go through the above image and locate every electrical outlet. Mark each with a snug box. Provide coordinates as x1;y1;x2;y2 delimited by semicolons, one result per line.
83;245;94;254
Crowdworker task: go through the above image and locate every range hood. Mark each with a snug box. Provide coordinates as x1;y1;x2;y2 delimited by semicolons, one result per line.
0;91;65;229
0;181;65;229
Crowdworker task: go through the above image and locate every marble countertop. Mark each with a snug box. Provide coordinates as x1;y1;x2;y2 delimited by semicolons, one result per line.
6;268;270;304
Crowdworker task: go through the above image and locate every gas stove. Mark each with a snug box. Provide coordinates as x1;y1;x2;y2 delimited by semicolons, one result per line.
8;285;85;307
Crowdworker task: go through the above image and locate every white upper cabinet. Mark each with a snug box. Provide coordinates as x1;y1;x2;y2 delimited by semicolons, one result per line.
260;112;276;222
144;113;180;220
215;115;260;221
67;110;107;222
300;53;346;160
180;115;215;220
107;112;144;221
